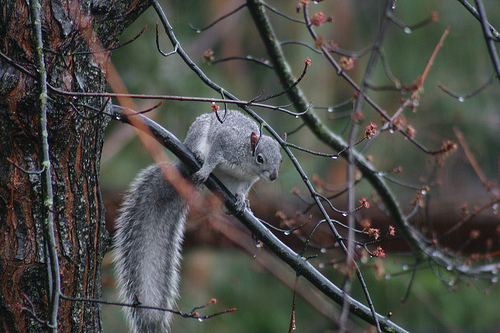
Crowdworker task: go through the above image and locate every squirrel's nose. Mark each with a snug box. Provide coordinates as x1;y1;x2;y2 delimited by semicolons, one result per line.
269;172;277;181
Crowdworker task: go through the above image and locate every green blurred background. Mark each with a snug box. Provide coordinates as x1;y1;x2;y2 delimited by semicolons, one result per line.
101;0;500;332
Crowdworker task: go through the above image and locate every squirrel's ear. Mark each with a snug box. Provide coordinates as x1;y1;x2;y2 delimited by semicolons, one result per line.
250;132;259;153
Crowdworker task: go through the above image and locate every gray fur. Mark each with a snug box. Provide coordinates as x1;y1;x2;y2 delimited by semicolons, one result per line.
184;110;282;210
114;163;188;332
113;110;282;332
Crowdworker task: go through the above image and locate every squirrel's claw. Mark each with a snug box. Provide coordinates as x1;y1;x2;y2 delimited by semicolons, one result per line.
192;170;209;185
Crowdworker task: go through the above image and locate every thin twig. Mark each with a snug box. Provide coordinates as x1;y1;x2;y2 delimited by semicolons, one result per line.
263;2;306;24
6;158;45;175
453;127;492;190
72;25;147;55
49;85;306;116
0;51;36;77
210;55;273;68
437;73;496;101
329;44;373;59
474;0;500;81
60;294;236;320
30;0;61;331
156;23;178;57
287;275;300;333
439;196;500;241
22;294;50;325
400;262;420;303
379;50;401;89
419;27;450;89
189;3;247;32
255;59;310;102
387;11;412;34
407;11;440;31
69;96;111;120
281;40;323;54
456;0;500;41
284;141;338;158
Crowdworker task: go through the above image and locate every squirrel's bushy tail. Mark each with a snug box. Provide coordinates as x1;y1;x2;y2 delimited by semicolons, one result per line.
113;163;189;332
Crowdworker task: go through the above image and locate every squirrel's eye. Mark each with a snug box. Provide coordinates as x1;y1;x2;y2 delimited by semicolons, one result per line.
256;154;264;164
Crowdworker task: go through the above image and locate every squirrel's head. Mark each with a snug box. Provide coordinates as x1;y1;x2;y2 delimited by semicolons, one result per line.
250;132;282;182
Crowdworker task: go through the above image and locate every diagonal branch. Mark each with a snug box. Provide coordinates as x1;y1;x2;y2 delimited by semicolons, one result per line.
456;0;500;41
474;0;500;80
112;105;410;333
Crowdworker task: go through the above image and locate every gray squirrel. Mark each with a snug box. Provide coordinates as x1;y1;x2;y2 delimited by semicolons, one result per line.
113;110;282;332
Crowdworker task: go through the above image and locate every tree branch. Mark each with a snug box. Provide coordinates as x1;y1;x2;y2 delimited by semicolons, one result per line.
456;0;500;41
111;105;409;333
474;0;500;80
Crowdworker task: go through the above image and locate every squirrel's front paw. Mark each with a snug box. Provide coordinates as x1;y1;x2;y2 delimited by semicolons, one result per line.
192;170;209;185
235;194;250;212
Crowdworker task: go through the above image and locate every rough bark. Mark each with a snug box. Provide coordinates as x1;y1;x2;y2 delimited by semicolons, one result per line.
0;0;150;331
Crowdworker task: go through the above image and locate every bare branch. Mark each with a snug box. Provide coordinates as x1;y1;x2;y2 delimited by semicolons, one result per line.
59;294;235;321
30;0;61;331
189;3;247;33
474;0;500;80
437;73;496;101
456;0;500;41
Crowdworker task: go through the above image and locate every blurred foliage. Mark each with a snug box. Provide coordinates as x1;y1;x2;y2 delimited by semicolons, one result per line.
103;0;500;332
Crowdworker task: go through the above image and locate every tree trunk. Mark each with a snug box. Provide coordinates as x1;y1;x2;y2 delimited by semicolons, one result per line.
0;0;150;331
